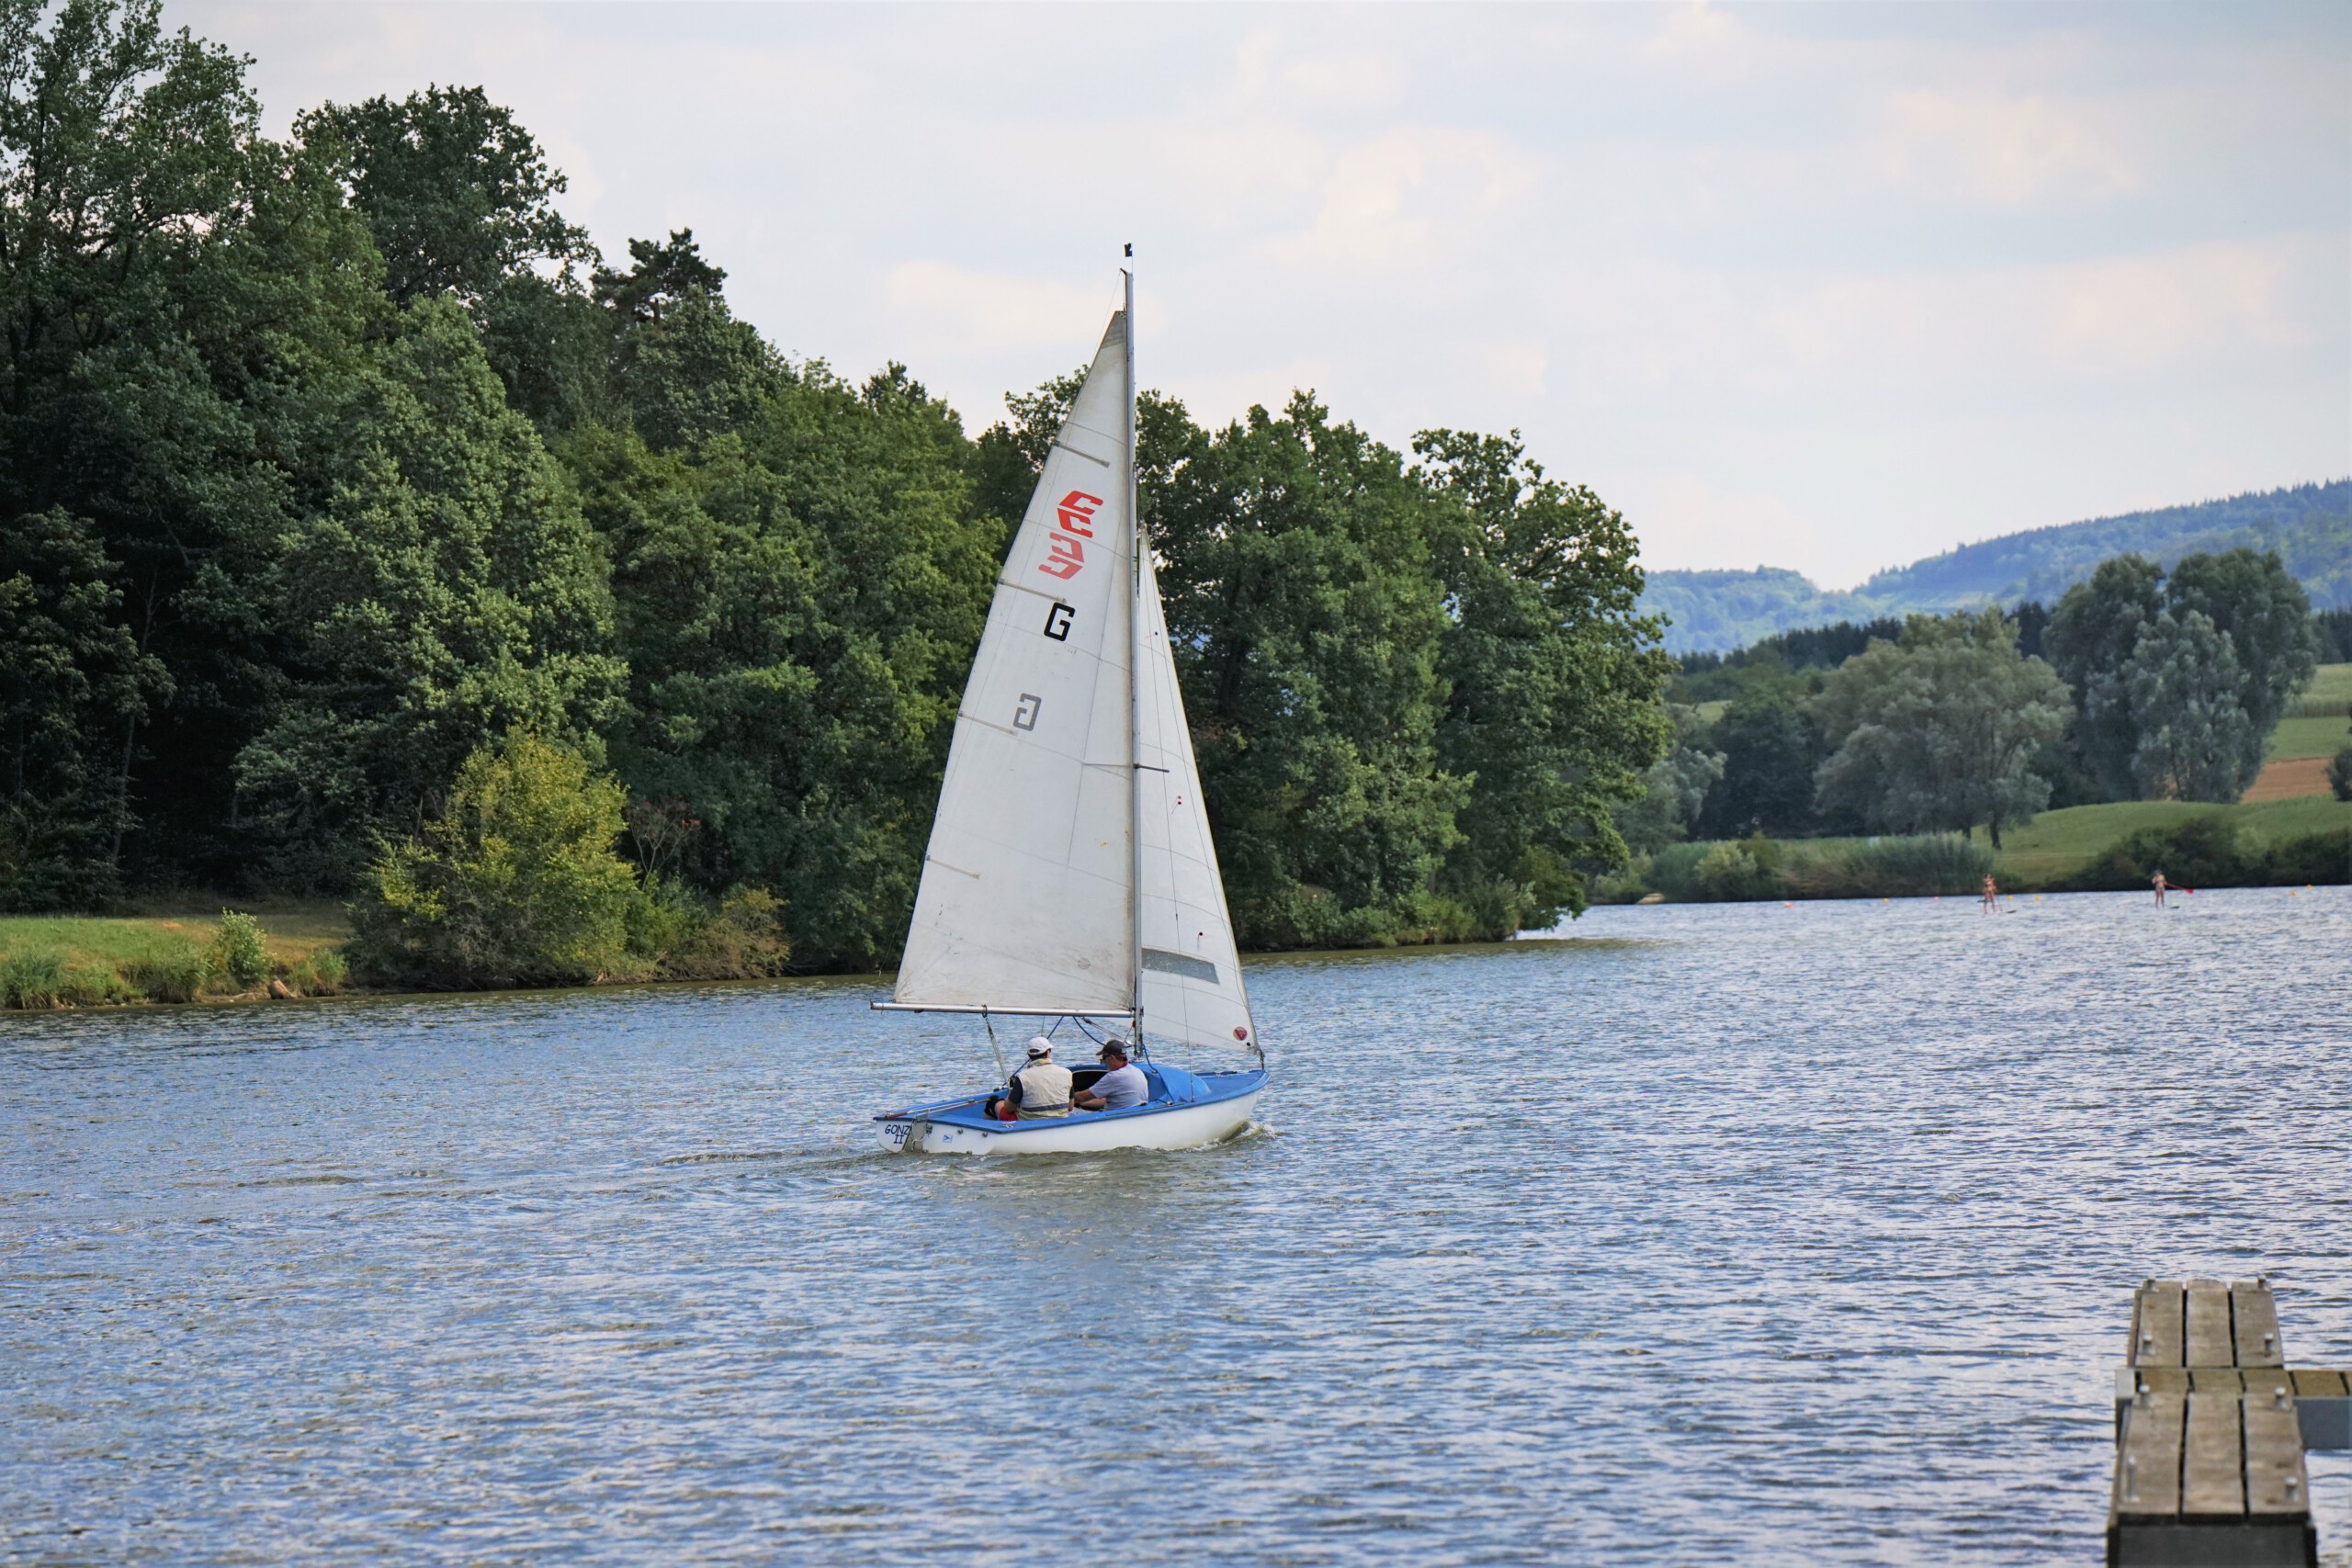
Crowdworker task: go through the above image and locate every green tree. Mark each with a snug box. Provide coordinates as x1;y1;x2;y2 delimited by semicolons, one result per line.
2044;554;2164;800
594;233;775;449
1698;680;1821;839
2044;548;2313;802
237;298;625;886
2121;609;2257;802
576;356;1001;970
0;0;394;894
1616;704;1724;853
296;84;593;305
0;510;171;905
1416;428;1671;926
300;85;604;429
1144;392;1469;946
1813;610;2070;846
349;730;640;987
2163;547;2318;745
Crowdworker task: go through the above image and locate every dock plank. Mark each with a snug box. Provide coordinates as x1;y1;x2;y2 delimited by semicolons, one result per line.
2245;1388;2309;1517
2186;1280;2234;1368
2135;1282;2185;1368
2233;1282;2287;1368
2180;1393;2245;1517
2114;1393;2185;1518
2291;1369;2349;1399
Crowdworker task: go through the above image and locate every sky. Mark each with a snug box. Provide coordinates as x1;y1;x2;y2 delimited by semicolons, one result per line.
181;1;2352;589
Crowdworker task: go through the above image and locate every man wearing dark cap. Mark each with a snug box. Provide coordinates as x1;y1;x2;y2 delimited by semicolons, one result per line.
1071;1039;1147;1113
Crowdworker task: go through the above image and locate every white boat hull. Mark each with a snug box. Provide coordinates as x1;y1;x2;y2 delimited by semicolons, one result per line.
879;1089;1261;1156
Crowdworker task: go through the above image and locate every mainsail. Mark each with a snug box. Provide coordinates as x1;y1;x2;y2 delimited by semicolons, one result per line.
893;317;1137;1014
891;299;1256;1055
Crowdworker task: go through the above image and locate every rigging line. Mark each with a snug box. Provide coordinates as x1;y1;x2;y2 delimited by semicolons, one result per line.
981;1009;1008;1085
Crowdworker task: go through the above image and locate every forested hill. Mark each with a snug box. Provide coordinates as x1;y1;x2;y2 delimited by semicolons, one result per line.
1645;480;2351;653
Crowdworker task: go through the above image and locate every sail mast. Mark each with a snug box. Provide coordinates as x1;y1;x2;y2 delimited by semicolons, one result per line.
1123;260;1145;1053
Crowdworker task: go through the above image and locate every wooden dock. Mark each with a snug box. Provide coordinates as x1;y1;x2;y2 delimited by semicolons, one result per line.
2109;1279;2350;1567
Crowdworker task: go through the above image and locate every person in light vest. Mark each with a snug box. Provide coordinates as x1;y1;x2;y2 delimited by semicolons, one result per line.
988;1039;1072;1122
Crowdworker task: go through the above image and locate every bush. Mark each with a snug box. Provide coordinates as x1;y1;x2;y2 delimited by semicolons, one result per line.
1696;837;1781;900
350;731;642;989
3;950;65;1009
1622;832;1993;902
209;910;269;990
286;948;347;996
2061;815;2255;891
1779;834;1992;899
61;964;136;1006
1230;886;1490;950
658;886;795;979
2329;744;2352;803
128;939;209;1002
2262;829;2350;886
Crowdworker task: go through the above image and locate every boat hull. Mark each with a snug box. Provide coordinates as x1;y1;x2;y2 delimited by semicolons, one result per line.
876;1073;1263;1156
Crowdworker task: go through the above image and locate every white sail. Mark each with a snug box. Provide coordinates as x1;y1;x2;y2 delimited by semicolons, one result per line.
892;316;1136;1013
1134;547;1258;1054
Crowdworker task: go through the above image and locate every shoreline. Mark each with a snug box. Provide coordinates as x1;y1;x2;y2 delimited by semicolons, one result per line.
6;881;2342;1015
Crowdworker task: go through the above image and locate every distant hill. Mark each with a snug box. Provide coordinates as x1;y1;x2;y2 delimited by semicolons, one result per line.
1644;480;2352;654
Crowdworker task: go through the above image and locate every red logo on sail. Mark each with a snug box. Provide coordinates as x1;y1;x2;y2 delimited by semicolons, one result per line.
1038;491;1102;581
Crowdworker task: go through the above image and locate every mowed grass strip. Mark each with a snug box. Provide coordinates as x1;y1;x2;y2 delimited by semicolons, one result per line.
1994;797;2352;882
0;901;349;973
2266;713;2350;761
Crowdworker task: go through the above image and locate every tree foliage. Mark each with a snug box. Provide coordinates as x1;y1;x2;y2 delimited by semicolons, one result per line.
1617;704;1723;853
1812;610;2070;845
1698;681;1822;839
2121;610;2256;803
349;730;639;987
2046;548;2314;801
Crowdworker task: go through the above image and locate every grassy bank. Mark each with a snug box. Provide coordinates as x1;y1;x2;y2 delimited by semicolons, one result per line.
0;903;352;1010
1992;797;2350;884
1601;797;2349;905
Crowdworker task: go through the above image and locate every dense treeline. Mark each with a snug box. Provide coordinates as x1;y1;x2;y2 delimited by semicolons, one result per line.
1633;549;2325;851
0;2;1668;965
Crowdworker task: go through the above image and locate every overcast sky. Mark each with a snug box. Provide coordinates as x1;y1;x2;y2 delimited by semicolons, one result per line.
182;2;2351;588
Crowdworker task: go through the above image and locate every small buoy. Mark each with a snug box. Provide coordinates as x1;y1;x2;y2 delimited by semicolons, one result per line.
1782;901;1792;908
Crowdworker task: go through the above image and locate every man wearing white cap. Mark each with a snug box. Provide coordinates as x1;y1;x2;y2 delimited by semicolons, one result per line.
986;1037;1072;1122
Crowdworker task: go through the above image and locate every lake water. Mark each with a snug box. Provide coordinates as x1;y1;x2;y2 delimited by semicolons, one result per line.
5;886;2348;1565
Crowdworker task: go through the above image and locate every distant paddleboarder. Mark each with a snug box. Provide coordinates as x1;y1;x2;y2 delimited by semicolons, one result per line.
2152;870;2170;908
1981;874;1998;913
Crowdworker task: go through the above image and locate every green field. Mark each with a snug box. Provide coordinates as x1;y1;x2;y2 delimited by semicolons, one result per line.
0;902;348;969
2298;662;2352;708
2270;662;2350;760
0;901;351;1007
1994;797;2352;883
2268;715;2350;761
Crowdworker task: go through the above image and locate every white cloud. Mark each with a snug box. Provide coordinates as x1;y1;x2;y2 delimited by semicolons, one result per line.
1263;125;1538;276
1875;90;2141;207
175;0;2352;587
882;263;1113;354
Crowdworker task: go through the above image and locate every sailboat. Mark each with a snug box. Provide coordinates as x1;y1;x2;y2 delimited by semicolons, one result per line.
872;272;1268;1155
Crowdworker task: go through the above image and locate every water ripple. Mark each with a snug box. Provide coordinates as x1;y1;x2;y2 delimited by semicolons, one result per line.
1;887;2346;1564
